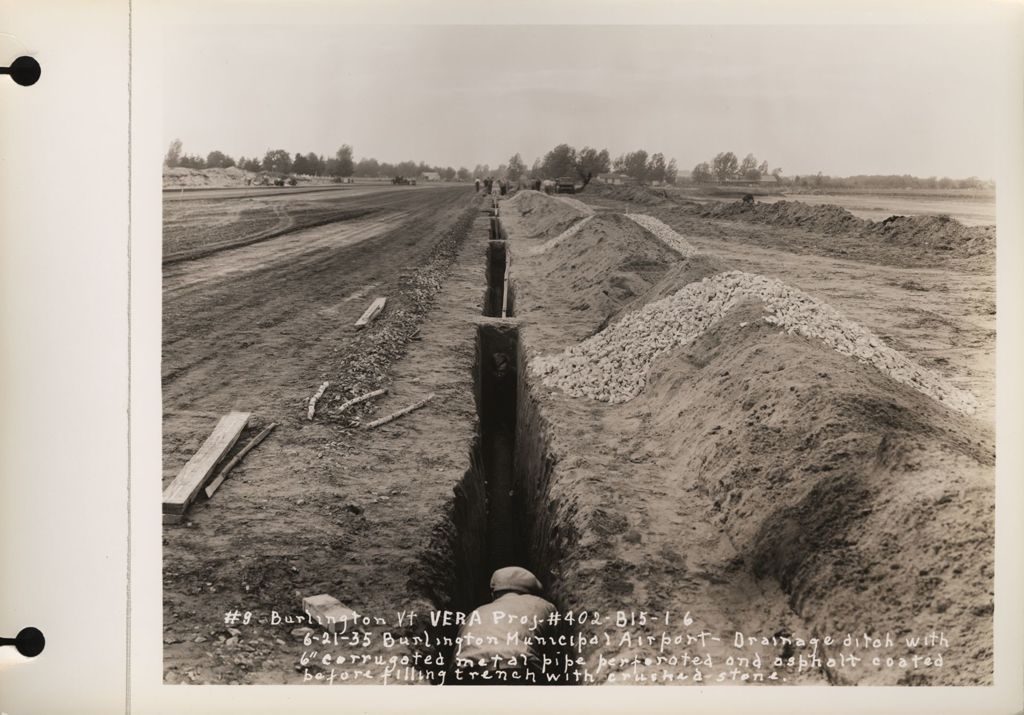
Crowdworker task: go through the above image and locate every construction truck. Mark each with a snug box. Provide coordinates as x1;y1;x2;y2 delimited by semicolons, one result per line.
392;175;417;186
555;176;576;194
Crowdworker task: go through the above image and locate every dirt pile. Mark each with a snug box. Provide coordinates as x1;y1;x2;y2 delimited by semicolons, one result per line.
640;306;993;685
503;190;590;239
552;195;596;215
530;216;594;254
625;213;698;257
531;270;977;414
702;199;868;233
590;182;674;206
868;214;995;256
163;166;256;188
702;199;995;258
527;213;680;321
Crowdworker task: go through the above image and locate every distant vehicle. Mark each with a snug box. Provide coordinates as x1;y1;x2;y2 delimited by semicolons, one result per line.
391;175;417;186
555;176;576;194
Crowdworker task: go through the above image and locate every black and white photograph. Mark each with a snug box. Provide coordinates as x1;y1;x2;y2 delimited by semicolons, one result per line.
2;0;1023;713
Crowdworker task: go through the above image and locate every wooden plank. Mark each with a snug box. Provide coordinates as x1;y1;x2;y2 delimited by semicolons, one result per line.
501;253;512;319
354;297;386;328
162;411;251;514
337;388;386;414
204;423;277;499
307;381;330;420
364;393;435;429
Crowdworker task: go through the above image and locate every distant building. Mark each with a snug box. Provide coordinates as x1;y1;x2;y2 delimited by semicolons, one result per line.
596;172;635;185
421;171;441;182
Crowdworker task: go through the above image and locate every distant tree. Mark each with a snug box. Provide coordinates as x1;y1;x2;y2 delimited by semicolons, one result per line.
623;150;650;183
164;138;183;168
242;157;262;172
771;167;783;183
541;144;577;179
574;147;610;187
758;160;769;176
647;152;667;184
292;152;312;175
379;162;396;176
201;150;235;169
333;145;354;177
665;158;678;185
456;166;471;182
262;149;292;174
740;153;760;181
530;157;542;177
612;153;627;174
178;153;206;169
692;162;713;183
507;153;526;182
395;160;418;177
354;157;380;177
440;166;457;181
712;152;739;182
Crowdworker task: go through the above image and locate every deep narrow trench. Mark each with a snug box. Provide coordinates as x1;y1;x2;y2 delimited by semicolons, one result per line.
416;216;575;684
483;240;515;318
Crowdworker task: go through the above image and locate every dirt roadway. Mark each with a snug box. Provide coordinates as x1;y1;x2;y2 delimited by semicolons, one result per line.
162;185;486;683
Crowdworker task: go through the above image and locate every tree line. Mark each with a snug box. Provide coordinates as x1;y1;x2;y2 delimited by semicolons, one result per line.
164;139;471;181
165;139;680;186
691;152;779;183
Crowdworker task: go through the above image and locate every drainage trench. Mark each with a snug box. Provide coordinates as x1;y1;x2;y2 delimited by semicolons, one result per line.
484;239;515;318
417;213;574;684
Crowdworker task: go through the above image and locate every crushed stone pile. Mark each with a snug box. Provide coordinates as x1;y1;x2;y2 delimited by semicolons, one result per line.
532;270;977;414
625;213;698;258
701;199;994;258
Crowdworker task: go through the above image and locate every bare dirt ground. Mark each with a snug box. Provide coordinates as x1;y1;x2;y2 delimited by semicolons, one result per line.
162;185;489;683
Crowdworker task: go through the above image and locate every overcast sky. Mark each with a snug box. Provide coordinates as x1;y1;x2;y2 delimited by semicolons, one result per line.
163;23;1002;178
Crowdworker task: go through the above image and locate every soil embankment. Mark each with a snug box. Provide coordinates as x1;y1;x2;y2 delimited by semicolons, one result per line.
490;190;993;685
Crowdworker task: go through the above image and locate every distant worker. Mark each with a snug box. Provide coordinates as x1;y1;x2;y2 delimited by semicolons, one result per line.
475;178;481;193
451;566;556;684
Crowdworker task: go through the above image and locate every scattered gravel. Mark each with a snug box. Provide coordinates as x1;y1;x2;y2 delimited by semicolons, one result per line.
532;270;977;414
625;213;698;258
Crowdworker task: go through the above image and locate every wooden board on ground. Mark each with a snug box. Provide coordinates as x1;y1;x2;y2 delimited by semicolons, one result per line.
354;297;387;328
162;411;251;515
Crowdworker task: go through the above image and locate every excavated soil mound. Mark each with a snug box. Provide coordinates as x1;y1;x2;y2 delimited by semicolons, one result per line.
520;213;680;333
503;189;590;239
163;166;256;188
702;199;995;258
702;199;868;233
640;304;993;684
590;182;675;206
506;207;992;685
868;214;995;256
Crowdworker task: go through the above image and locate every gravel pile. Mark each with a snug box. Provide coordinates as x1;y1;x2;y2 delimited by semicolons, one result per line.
531;216;595;254
532;270;977;414
624;213;698;258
